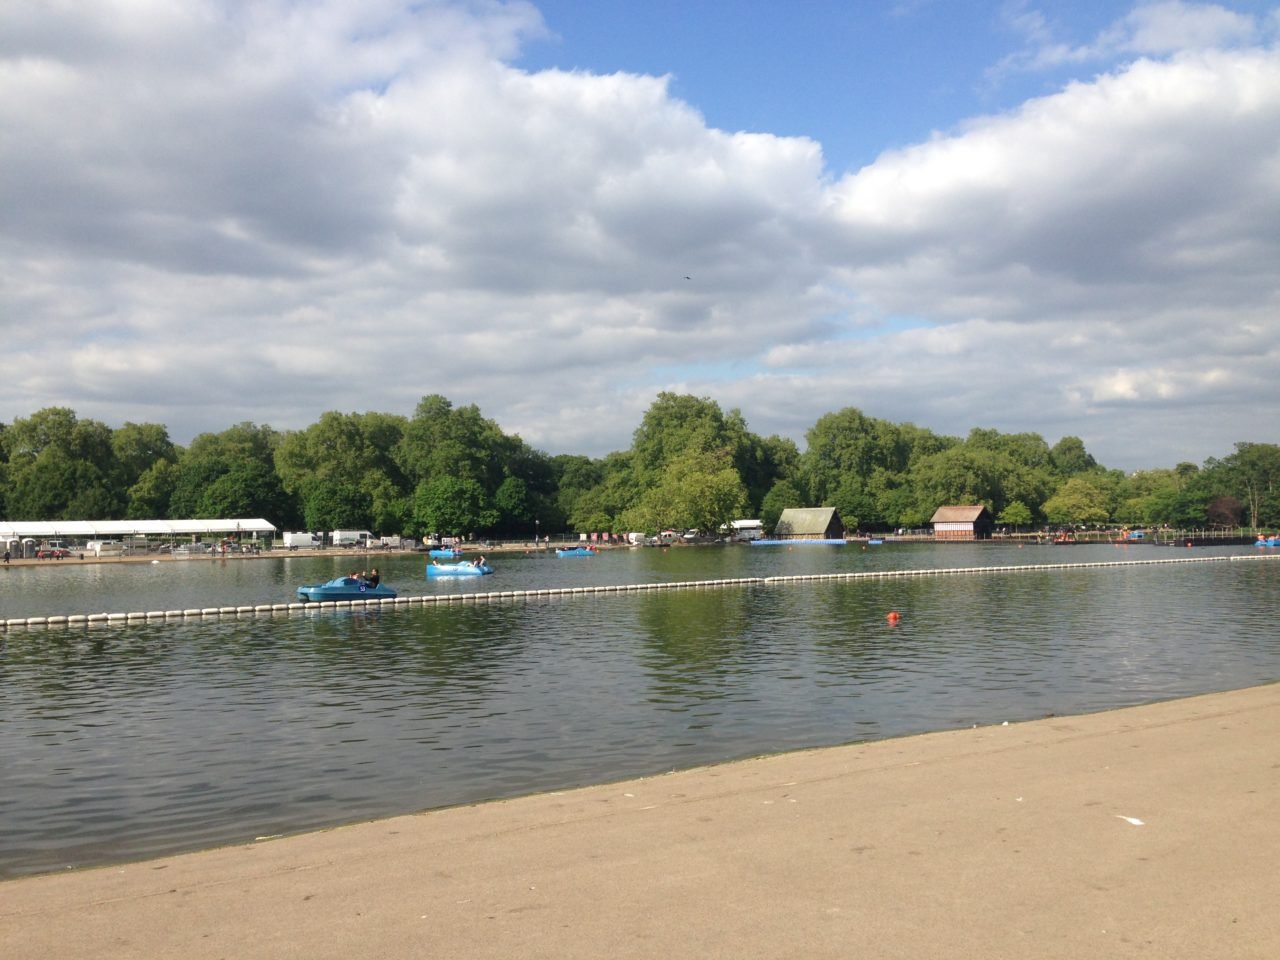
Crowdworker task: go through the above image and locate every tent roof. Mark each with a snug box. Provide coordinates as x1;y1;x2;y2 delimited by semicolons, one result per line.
0;519;277;539
775;507;842;536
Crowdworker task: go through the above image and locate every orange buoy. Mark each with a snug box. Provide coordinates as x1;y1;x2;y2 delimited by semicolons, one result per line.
886;610;901;624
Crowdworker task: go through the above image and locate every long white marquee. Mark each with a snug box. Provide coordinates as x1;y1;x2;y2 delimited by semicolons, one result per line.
0;519;277;539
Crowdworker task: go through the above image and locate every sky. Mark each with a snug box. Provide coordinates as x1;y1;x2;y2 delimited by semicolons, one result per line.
3;1;1279;473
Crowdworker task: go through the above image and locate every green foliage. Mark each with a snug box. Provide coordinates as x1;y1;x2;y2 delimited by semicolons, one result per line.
802;408;910;505
275;410;408;532
997;500;1034;528
1206;442;1280;528
201;461;283;518
126;459;179;519
619;393;789;532
873;474;921;529
827;476;875;532
908;447;1004;515
758;435;802;486
630;394;725;483
760;479;804;532
412;475;498;537
555;451;636;532
5;397;1280;542
169;423;296;525
904;433;1058;526
392;395;554;537
552;454;604;528
1114;469;1181;525
1050;436;1098;476
112;422;177;489
628;393;786;517
620;448;747;535
494;476;532;536
396;395;508;491
1041;475;1114;525
968;429;1052;471
300;480;373;532
2;408;126;519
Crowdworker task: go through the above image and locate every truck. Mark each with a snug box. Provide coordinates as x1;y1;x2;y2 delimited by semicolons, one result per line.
282;532;321;550
330;529;375;548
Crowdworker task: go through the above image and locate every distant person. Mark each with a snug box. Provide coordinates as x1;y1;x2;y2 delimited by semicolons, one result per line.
3;549;9;565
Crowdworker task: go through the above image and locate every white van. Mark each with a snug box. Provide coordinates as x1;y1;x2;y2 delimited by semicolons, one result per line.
282;532;321;550
330;529;374;547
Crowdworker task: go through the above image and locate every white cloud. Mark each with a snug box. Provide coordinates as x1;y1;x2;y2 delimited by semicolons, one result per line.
1;1;1278;473
1106;1;1259;55
768;40;1280;461
994;1;1263;76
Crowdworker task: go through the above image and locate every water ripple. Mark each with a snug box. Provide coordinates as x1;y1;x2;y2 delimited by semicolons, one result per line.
3;546;1279;878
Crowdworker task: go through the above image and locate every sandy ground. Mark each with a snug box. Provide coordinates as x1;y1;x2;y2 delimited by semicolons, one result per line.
2;683;1277;959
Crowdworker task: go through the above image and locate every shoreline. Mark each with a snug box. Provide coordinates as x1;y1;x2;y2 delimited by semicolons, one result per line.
3;683;1277;959
0;535;1261;571
0;541;557;569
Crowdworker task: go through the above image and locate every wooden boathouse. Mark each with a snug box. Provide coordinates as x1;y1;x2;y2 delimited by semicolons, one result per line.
773;507;845;541
929;505;995;541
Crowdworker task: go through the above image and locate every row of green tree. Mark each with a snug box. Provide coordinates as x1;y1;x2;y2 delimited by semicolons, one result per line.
2;394;1279;537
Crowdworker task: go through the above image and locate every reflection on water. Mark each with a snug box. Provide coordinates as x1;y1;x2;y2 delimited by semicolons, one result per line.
2;545;1279;878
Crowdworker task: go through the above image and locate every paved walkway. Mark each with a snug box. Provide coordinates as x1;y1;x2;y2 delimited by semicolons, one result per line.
4;683;1278;959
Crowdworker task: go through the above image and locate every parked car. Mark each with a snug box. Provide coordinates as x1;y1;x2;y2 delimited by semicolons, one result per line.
36;547;71;559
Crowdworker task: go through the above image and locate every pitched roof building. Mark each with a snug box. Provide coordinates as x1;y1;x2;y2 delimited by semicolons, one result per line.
773;507;844;541
929;505;994;541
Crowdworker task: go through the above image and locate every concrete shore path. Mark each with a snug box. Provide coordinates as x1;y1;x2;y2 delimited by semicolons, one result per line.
4;683;1278;959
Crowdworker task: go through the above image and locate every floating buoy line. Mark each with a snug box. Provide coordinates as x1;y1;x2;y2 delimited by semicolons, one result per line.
4;553;1277;632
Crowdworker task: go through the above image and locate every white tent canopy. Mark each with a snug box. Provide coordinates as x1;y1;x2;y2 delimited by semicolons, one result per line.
0;519;277;540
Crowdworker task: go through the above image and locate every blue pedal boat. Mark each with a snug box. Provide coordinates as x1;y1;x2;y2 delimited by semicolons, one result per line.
426;561;493;577
297;576;397;603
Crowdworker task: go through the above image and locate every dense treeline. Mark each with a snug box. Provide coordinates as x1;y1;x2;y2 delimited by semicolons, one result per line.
3;394;1279;537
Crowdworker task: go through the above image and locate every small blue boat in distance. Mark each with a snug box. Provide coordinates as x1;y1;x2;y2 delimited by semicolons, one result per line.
297;576;397;603
428;547;465;558
426;561;493;577
555;546;597;557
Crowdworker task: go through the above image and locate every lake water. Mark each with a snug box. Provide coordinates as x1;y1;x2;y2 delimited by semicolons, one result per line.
2;542;1279;879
